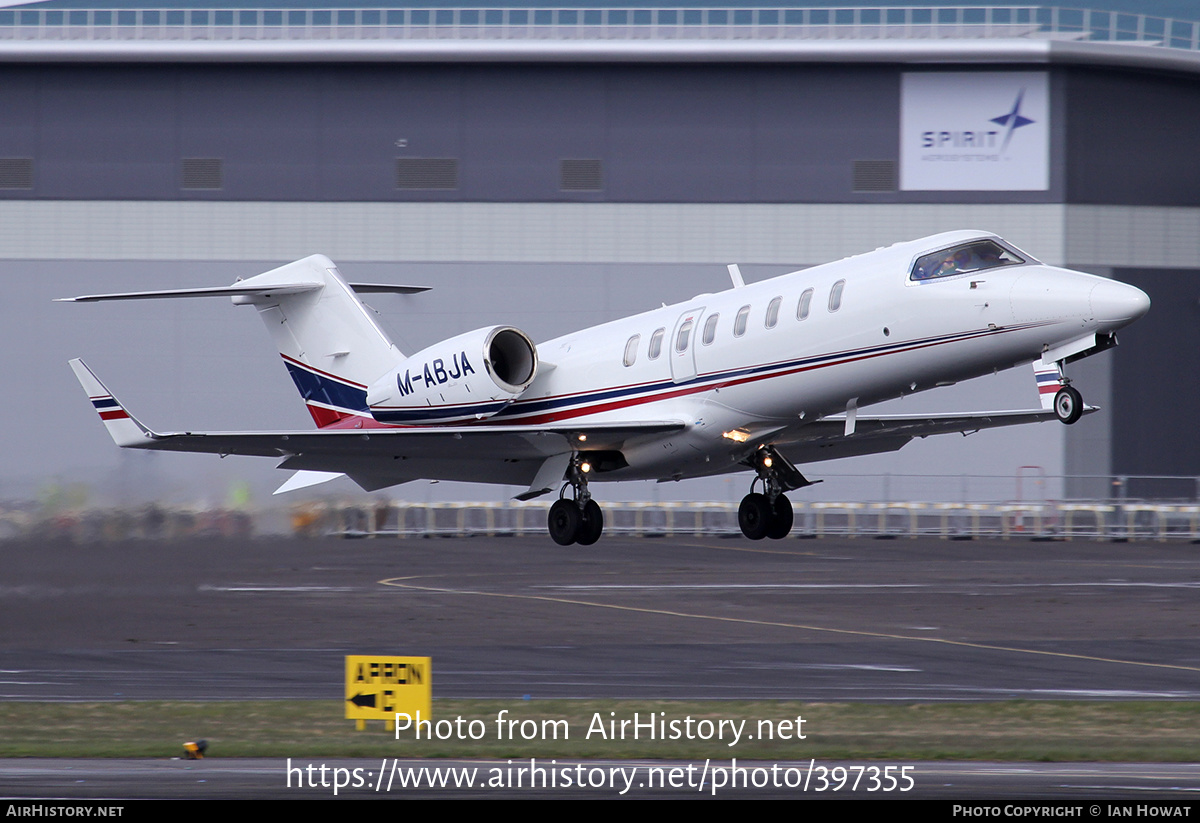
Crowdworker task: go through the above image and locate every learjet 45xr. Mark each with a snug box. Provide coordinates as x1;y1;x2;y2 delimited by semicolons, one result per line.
62;230;1149;544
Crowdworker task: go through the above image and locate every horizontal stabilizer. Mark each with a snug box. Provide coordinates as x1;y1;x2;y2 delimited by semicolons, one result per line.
347;283;430;295
56;283;323;302
56;281;428;303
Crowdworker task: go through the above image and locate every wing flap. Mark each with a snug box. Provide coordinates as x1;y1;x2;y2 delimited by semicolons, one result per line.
124;420;682;459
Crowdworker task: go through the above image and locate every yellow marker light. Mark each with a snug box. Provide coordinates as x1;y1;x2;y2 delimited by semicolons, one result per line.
183;740;208;759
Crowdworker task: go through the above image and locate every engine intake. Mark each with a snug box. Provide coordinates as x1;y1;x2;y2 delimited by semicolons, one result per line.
366;326;538;424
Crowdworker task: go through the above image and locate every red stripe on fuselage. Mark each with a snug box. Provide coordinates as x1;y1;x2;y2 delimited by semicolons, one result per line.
307;404;357;428
311;325;1037;432
494;327;1010;426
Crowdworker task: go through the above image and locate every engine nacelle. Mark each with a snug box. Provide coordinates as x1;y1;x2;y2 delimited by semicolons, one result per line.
366;326;538;424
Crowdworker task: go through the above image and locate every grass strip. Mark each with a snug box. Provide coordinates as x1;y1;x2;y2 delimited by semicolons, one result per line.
1;700;1197;761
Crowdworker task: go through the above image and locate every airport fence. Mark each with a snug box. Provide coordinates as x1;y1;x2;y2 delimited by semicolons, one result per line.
311;496;1200;541
1;7;1200;54
5;473;1200;542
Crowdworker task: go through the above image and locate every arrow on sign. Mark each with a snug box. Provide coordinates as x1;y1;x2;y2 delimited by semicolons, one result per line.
348;692;377;708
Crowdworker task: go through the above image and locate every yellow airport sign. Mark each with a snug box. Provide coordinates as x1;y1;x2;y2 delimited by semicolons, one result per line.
345;656;431;726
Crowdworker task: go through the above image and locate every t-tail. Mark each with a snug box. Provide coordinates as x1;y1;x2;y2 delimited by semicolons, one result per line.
57;254;426;429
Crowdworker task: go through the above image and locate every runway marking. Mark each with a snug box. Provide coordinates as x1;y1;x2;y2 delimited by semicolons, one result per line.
199;585;357;592
538;583;923;590
669;540;826;557
675;540;1200;569
537;582;1200;590
379;576;1200;675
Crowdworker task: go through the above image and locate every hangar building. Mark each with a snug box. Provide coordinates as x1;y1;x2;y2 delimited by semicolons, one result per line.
2;5;1195;503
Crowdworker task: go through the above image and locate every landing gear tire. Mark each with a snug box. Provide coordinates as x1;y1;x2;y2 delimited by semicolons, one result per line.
576;499;604;546
1054;385;1083;425
766;494;793;540
739;493;772;540
548;498;581;546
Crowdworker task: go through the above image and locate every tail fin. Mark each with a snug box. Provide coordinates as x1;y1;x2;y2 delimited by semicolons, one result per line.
234;256;405;428
59;255;422;429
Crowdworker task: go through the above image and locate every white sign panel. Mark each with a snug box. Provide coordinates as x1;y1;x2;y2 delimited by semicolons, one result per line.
900;72;1049;191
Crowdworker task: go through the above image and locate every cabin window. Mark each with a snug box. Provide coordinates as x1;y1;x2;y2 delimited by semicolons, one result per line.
623;335;639;367
765;296;782;329
829;280;845;312
797;288;813;320
734;305;751;337
675;319;693;353
648;328;665;359
910;239;1025;282
702;313;719;345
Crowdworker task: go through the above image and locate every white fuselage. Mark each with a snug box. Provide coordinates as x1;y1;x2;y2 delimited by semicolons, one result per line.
485;230;1148;482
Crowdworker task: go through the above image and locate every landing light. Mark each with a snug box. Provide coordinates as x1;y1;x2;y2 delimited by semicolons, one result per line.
722;429;750;443
580;461;592;474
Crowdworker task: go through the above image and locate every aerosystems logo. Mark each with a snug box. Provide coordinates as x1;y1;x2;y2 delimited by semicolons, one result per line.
900;72;1049;191
990;89;1035;152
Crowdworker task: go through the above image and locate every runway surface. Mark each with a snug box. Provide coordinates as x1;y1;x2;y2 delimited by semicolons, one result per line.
2;533;1199;799
3;534;1199;701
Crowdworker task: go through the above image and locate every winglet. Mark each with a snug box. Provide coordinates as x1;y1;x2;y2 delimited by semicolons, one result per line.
68;359;153;448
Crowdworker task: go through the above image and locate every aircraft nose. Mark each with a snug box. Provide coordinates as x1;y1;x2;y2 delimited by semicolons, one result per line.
1089;279;1150;328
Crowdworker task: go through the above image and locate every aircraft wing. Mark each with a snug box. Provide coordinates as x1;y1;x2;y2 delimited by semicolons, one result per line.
73;357;1085;493
775;407;1095;465
70;359;682;492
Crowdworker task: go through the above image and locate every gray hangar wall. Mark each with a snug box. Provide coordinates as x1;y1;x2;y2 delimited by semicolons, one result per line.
0;63;1062;204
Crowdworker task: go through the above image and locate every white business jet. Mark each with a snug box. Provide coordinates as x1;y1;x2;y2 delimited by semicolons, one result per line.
62;230;1149;545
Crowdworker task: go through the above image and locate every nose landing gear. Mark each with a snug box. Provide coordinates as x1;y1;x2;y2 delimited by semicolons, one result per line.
547;455;605;546
1037;352;1098;426
1053;384;1083;425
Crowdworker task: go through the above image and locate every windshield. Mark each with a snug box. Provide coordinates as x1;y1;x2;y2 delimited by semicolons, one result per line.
910;240;1025;282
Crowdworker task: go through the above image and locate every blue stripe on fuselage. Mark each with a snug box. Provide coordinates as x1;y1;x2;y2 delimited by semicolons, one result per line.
487;323;1021;422
283;360;369;413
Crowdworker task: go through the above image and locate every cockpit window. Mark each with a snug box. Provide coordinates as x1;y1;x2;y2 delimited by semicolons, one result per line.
910;240;1024;282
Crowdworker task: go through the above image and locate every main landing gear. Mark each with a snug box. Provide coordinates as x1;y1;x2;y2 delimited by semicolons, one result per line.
547;455;604;546
739;488;793;540
738;446;815;541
